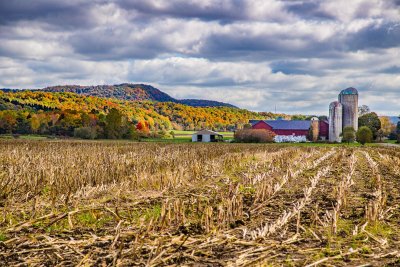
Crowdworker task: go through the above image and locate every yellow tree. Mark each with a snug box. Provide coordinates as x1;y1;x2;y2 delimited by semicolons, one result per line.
379;116;393;137
30;114;41;133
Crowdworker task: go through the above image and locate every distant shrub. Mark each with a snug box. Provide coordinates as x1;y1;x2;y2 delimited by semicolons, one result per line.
234;129;275;143
126;126;140;140
157;130;168;138
243;123;252;129
356;126;373;145
397;134;400;144
342;126;356;144
74;127;97;139
388;132;397;140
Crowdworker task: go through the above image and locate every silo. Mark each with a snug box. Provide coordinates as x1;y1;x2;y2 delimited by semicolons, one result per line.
310;117;319;142
329;101;343;142
338;87;358;131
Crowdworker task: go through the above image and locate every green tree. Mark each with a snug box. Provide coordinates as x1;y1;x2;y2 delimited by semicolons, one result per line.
80;112;91;127
377;129;385;142
396;120;400;134
342;126;356;144
74;127;97;139
358;112;381;140
105;108;123;139
127;125;141;140
292;114;307;120
243;123;252;129
356;126;373;145
318;115;328;121
397;118;400;143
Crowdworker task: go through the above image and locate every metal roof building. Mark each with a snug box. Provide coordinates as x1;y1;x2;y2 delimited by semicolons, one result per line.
250;119;329;140
192;130;223;142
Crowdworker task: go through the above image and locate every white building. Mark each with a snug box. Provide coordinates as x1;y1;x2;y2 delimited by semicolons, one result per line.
192;130;223;142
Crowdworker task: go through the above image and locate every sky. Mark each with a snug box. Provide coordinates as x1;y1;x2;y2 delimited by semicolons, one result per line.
0;0;399;115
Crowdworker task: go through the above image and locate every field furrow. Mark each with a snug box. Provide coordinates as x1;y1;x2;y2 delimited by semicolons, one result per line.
1;141;400;266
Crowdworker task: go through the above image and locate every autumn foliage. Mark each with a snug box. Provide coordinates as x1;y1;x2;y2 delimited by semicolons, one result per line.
0;90;270;137
136;121;150;133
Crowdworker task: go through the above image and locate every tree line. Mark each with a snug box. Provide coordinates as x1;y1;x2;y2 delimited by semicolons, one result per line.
0;90;269;138
342;109;399;144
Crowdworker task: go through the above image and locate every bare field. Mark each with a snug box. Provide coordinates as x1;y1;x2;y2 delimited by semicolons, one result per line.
1;140;400;266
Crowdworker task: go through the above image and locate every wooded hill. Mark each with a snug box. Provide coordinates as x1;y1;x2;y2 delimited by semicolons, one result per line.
0;89;283;137
38;83;238;108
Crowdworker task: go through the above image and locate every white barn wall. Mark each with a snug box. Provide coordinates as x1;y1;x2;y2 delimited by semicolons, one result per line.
192;130;223;142
191;134;212;142
203;135;211;142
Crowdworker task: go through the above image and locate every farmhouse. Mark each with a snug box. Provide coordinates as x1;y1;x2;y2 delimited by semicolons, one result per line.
192;130;224;142
250;119;329;140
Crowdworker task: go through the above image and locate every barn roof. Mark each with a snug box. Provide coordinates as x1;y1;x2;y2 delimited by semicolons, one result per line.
251;120;312;130
193;129;223;136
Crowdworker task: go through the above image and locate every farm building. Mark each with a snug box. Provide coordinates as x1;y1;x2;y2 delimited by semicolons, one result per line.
192;130;224;142
328;87;359;142
250;119;329;141
249;87;359;143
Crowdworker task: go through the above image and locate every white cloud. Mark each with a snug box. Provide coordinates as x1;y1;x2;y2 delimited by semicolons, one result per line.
0;0;399;115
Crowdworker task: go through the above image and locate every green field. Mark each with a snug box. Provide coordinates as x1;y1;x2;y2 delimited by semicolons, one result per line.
1;133;398;147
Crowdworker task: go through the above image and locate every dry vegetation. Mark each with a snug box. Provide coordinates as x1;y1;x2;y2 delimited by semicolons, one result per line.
1;140;400;266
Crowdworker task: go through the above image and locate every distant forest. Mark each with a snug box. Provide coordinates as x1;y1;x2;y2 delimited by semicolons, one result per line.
0;90;289;139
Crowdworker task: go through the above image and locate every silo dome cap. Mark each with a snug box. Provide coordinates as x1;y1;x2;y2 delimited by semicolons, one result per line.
329;101;342;108
340;87;358;95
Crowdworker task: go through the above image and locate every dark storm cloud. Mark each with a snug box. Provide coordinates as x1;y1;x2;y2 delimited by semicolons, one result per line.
116;0;248;22
391;0;400;6
347;22;400;50
68;29;168;60
283;0;335;20
271;61;311;75
0;0;394;62
380;66;400;74
199;30;343;61
0;0;399;114
0;0;101;29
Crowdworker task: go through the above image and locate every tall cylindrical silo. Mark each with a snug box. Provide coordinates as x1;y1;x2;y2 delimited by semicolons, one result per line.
338;87;358;131
310;117;319;142
329;101;343;142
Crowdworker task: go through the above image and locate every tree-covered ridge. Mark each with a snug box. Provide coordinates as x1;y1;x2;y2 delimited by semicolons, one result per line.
0;90;267;136
38;83;237;108
41;84;175;102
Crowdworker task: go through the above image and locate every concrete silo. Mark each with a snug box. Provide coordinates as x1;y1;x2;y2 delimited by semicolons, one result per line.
338;87;358;131
329;101;343;142
310;117;319;142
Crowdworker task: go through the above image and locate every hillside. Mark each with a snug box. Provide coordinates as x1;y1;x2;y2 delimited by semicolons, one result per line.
38;83;237;108
0;90;269;137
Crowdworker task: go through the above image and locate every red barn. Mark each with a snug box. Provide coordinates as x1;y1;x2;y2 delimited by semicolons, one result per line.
250;119;329;140
319;120;329;140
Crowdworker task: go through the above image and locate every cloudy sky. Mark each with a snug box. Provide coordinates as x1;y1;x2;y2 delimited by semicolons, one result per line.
0;0;399;115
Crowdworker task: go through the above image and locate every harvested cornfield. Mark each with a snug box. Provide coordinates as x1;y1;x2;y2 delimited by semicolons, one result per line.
1;140;400;266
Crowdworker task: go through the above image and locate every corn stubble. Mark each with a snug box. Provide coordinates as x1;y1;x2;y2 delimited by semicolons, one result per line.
0;140;400;266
